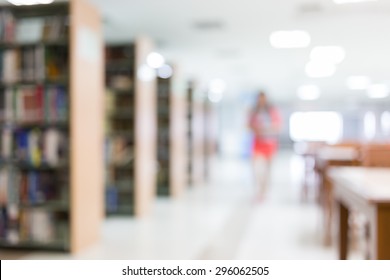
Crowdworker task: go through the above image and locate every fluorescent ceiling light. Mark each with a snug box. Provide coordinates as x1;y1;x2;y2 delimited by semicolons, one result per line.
157;64;173;79
333;0;377;4
270;30;311;49
7;0;54;5
208;91;223;103
209;79;226;94
297;84;321;100
346;75;371;90
367;84;389;99
146;52;165;69
310;46;346;64
305;61;336;78
208;79;226;103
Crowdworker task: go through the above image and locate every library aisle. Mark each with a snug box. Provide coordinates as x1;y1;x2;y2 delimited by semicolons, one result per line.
0;151;364;260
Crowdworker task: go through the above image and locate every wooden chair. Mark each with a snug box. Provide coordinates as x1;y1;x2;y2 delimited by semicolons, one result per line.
360;143;390;258
297;141;326;202
318;141;361;246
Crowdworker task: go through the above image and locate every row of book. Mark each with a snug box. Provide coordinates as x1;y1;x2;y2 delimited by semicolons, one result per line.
0;47;45;83
41;16;69;42
110;169;134;184
0;168;62;206
0;10;68;44
105;46;134;61
0;47;68;83
0;165;67;244
105;136;133;167
107;75;133;91
157;149;170;161
158;84;170;98
0;10;15;43
0;206;66;245
105;187;134;214
0;85;67;123
0;128;68;167
157;79;171;194
158;106;170;115
105;187;118;213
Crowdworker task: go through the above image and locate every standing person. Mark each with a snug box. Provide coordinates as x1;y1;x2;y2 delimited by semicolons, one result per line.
248;91;281;200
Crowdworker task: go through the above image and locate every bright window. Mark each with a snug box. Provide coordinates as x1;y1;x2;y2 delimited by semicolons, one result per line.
289;111;343;143
364;111;376;140
381;111;390;136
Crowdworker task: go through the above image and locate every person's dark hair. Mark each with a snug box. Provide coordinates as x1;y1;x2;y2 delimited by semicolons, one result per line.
254;91;272;112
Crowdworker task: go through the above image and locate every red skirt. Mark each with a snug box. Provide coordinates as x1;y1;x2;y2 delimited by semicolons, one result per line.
252;138;277;159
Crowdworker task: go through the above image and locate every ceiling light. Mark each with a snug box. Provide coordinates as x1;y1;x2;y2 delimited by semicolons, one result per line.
209;79;226;94
367;84;389;99
208;91;223;103
310;46;346;64
269;30;311;49
208;79;226;103
146;52;165;69
346;76;371;90
305;61;336;78
333;0;377;4
157;64;173;79
297;85;321;100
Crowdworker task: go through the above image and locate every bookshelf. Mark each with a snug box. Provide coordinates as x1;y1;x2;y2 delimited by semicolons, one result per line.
187;82;194;186
156;68;187;197
0;0;104;253
156;76;171;196
105;38;156;216
186;82;205;186
105;44;135;215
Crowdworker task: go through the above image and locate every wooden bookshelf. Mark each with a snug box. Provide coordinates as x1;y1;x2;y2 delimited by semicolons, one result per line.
156;68;186;197
186;82;205;186
0;0;104;253
187;82;194;186
156;76;170;196
105;38;156;216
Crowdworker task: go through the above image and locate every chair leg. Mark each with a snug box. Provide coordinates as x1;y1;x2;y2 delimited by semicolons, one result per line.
364;222;371;260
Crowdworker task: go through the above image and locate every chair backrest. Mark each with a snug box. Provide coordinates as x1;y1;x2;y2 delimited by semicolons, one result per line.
361;143;390;167
326;141;362;166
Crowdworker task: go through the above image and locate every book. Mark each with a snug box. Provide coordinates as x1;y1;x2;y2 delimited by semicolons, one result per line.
1;128;12;159
0;9;16;43
5;88;13;121
2;49;20;83
44;128;60;166
15;129;29;162
106;187;118;213
45;46;68;81
41;16;68;42
28;129;41;167
0;168;8;205
30;210;54;243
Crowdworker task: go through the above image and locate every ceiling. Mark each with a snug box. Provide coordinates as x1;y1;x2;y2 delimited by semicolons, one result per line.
4;0;390;103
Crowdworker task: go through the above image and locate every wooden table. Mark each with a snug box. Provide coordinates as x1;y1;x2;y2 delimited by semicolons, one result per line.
329;167;390;259
315;146;360;245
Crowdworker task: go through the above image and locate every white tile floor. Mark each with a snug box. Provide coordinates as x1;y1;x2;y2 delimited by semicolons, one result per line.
0;151;364;260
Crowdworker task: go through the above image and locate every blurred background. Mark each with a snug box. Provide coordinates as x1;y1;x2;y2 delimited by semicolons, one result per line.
1;0;390;260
